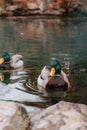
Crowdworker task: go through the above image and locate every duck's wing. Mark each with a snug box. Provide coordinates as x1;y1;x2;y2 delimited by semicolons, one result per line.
61;70;72;89
37;66;50;89
11;54;23;69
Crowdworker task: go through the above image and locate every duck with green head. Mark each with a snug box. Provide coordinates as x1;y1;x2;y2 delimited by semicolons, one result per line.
37;58;72;91
0;52;23;70
49;58;61;77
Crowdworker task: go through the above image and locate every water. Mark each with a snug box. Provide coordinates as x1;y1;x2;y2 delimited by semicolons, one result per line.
0;16;87;112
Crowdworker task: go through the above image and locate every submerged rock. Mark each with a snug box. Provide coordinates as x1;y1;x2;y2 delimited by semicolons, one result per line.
29;101;87;130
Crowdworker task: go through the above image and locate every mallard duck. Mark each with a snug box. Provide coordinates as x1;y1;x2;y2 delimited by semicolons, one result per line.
0;52;23;70
37;58;71;91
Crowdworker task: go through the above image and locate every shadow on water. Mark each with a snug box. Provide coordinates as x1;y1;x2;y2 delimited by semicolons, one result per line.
0;16;87;111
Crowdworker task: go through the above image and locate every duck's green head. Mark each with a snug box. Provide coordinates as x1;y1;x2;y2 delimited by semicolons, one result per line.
0;52;10;64
49;58;61;76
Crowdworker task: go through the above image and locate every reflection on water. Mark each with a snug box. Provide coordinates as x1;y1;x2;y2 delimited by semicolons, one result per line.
0;17;87;112
0;69;52;112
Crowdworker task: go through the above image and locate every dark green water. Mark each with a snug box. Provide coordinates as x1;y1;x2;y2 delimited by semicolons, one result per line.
0;17;87;112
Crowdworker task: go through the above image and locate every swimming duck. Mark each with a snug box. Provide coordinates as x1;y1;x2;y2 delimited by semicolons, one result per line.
0;52;23;70
37;58;71;91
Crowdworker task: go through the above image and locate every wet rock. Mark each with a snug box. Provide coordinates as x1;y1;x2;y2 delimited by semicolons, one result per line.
29;101;87;130
0;101;29;130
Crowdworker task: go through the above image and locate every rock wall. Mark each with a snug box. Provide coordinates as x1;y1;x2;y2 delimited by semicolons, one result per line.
0;0;80;16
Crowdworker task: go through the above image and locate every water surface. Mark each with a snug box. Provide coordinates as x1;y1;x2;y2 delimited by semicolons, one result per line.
0;17;87;112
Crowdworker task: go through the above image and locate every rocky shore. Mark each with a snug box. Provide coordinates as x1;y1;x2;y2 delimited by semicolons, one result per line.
0;0;84;17
0;101;87;130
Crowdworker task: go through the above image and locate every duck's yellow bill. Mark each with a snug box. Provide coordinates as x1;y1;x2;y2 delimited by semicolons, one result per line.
49;68;56;76
0;58;4;64
0;74;4;81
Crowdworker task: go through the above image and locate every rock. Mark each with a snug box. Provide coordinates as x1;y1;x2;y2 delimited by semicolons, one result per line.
0;101;29;130
0;7;5;13
27;2;38;10
78;1;87;13
38;0;48;12
6;5;18;11
29;101;87;130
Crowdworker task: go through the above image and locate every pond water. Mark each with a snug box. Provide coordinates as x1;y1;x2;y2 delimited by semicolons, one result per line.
0;16;87;112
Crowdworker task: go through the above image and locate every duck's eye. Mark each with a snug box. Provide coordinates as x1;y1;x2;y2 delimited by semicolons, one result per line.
40;75;44;80
20;57;23;60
